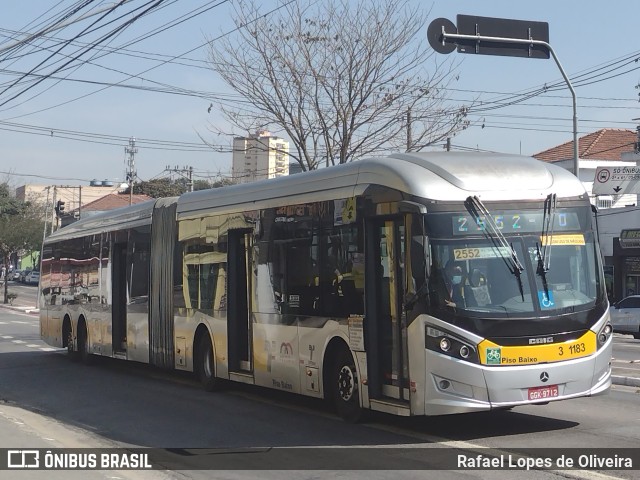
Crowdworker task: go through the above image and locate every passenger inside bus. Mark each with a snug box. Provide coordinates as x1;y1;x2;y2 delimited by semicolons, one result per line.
431;260;468;308
326;235;344;283
468;268;491;306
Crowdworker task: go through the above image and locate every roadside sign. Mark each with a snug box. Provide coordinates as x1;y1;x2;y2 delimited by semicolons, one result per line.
619;229;640;248
593;166;640;195
456;15;550;59
426;18;457;54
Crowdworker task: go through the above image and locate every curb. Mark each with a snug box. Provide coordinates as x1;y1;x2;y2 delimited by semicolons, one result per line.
612;375;640;388
0;304;39;315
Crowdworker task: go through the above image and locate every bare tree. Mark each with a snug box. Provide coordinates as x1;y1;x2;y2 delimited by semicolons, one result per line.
0;183;44;303
206;0;470;171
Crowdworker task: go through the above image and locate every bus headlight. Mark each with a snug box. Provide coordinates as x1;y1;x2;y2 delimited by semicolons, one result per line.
426;326;479;364
459;345;470;359
597;322;612;347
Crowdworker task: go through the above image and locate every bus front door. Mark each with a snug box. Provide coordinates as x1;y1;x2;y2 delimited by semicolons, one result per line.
366;217;409;402
227;230;253;373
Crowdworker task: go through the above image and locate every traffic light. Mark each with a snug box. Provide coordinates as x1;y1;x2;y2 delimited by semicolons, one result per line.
55;200;65;216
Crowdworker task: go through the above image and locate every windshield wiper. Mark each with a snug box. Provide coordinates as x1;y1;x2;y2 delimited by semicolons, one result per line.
536;193;556;297
540;193;557;272
466;196;525;301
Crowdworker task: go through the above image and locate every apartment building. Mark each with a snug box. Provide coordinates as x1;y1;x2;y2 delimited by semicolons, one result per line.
232;130;289;184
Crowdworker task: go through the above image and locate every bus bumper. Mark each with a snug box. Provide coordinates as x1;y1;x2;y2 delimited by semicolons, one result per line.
422;341;612;416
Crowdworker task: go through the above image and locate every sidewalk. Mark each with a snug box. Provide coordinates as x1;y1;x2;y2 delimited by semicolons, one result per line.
0;296;39;315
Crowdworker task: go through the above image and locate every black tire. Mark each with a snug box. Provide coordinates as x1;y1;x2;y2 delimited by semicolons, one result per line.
333;348;362;423
66;325;79;362
197;334;221;392
77;322;92;365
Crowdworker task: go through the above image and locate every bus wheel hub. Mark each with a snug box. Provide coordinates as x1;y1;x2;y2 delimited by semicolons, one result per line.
338;366;355;401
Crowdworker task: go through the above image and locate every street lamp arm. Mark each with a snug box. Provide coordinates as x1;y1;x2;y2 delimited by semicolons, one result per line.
441;30;579;178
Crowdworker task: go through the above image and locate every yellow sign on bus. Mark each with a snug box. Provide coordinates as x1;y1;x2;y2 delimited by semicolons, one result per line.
479;330;596;366
540;234;585;246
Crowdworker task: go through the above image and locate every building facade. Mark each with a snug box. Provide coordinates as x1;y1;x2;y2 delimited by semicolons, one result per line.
533;128;639;209
534;128;640;302
232;130;289;184
16;183;128;214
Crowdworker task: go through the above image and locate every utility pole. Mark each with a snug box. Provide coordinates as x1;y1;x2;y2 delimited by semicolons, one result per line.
42;187;50;243
51;186;57;235
167;165;194;193
125;137;138;205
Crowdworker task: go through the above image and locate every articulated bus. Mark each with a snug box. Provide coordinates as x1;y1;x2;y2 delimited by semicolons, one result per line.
39;152;612;420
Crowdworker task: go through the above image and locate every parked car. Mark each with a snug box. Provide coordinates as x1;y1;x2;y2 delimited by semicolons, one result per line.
609;295;640;339
25;270;40;285
19;269;31;283
11;270;21;281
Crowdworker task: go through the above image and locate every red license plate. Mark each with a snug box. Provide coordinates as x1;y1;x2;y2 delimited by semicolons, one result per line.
528;384;559;401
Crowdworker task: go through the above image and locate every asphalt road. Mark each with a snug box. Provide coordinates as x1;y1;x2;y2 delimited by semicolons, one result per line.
0;305;639;480
5;279;640;384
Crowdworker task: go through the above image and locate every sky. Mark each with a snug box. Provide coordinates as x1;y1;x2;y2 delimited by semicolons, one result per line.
1;0;639;189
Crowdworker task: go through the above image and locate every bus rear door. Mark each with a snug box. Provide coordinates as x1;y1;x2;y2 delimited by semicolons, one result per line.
227;229;253;374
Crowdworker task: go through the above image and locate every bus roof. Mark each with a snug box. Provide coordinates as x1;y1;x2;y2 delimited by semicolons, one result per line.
177;151;586;219
44;198;175;243
44;152;587;243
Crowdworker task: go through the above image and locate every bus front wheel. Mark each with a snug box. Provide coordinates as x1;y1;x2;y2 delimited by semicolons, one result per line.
197;334;221;392
333;348;362;423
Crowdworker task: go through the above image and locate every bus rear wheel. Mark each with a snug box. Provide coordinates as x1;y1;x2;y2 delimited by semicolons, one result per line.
66;327;79;362
77;322;92;365
333;348;362;423
197;334;221;392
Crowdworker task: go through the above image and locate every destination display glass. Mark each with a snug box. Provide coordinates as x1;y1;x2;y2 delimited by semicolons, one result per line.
423;206;602;318
451;210;581;236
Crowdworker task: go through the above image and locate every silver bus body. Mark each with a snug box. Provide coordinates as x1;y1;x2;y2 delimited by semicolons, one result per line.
40;152;612;418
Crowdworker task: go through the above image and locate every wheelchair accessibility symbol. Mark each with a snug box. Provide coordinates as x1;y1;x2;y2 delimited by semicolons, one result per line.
538;290;555;309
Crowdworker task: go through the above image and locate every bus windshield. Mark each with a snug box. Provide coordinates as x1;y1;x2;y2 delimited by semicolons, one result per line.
426;209;602;317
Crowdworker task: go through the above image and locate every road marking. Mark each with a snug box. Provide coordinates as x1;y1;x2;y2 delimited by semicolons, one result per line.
40;347;56;352
26;344;40;348
0;321;6;324
1;335;13;339
11;320;29;324
368;423;626;480
12;339;26;344
228;387;628;479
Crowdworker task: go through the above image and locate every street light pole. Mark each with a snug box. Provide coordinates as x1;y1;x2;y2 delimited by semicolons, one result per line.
439;29;579;178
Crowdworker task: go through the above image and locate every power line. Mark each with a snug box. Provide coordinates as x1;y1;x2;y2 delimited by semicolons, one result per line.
0;0;171;109
2;1;638;157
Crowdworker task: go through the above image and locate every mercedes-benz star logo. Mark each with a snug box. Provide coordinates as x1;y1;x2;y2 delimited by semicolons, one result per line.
540;372;549;383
